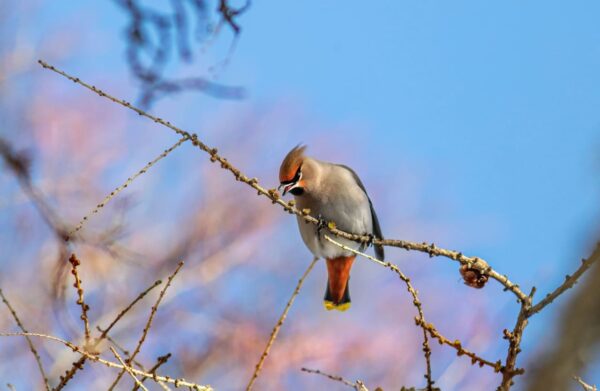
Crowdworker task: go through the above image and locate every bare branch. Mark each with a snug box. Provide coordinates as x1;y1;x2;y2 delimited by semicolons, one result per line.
68;254;91;345
574;376;598;391
529;243;600;316
109;261;184;390
301;367;368;391
103;332;170;391
0;289;50;391
69;136;190;239
246;257;319;391
0;332;212;390
415;318;503;373
323;235;435;390
55;278;162;390
36;60;527;305
110;347;149;391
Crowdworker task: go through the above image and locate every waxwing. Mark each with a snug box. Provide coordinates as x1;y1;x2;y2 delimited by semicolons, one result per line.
279;145;384;311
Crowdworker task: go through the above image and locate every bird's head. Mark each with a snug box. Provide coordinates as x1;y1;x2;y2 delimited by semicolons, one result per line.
279;145;307;196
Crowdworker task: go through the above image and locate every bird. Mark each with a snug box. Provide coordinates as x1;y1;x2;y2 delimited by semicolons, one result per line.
278;145;384;311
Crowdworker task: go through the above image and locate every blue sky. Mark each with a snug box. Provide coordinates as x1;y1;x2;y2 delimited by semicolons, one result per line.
6;0;600;389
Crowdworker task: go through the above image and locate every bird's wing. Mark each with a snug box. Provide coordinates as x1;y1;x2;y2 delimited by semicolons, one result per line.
336;164;385;261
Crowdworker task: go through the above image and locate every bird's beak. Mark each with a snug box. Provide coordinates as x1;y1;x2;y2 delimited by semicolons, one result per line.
278;182;295;196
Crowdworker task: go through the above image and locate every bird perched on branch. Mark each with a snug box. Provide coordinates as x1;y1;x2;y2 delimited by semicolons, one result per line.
279;145;384;311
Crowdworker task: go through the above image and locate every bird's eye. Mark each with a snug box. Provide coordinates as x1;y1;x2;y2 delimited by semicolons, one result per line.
290;187;304;196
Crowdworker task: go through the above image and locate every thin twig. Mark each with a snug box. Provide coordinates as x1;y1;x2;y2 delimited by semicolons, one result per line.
110;347;149;391
0;332;212;390
102;332;170;391
68;136;189;239
301;367;368;391
135;353;172;390
36;60;527;303
68;254;91;345
529;243;600;316
323;235;434;390
108;261;184;390
0;289;51;391
415;318;503;372
574;376;598;391
55;278;162;390
246;257;319;391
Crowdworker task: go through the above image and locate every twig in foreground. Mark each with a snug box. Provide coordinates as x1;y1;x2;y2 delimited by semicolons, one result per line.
574;375;598;391
0;332;212;390
0;289;51;391
68;254;91;345
529;243;600;317
414;318;503;373
102;331;170;391
109;347;149;391
323;235;435;391
68;136;189;239
246;257;319;391
108;261;184;390
301;367;369;391
55;279;162;390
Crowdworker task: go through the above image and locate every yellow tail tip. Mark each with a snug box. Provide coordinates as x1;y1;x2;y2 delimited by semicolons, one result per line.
323;300;351;312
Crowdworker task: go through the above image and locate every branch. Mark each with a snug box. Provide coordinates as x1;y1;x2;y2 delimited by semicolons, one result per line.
301;367;368;391
574;376;598;391
68;254;91;345
529;243;600;316
415;318;503;373
108;261;184;390
0;289;51;391
499;298;531;390
0;332;212;390
36;60;527;305
102;331;170;391
110;347;149;391
323;235;435;390
246;257;319;391
54;278;162;390
68;136;189;239
135;352;172;390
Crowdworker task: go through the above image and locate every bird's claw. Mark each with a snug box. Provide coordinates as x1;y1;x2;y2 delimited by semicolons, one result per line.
316;214;327;236
365;233;375;247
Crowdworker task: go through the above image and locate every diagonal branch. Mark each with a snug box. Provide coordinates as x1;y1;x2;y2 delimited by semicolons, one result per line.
108;261;184;390
323;235;435;390
0;289;51;391
54;278;162;390
301;367;368;391
36;60;527;304
529;243;600;317
246;257;319;391
110;347;149;391
574;376;598;391
0;332;212;390
68;135;190;239
414;318;503;373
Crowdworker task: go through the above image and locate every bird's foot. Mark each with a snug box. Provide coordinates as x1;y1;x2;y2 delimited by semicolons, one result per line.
316;214;327;236
364;233;375;247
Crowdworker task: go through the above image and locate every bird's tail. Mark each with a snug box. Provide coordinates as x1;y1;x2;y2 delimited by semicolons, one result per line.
324;280;351;311
323;256;355;312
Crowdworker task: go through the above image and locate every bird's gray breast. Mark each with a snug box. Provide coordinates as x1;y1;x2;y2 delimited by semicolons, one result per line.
294;165;373;259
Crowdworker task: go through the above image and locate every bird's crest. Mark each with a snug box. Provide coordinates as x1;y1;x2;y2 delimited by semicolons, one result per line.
279;144;307;183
